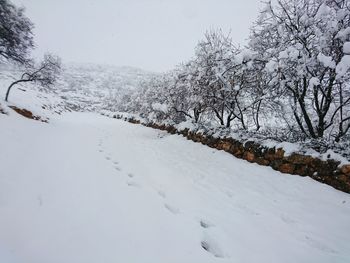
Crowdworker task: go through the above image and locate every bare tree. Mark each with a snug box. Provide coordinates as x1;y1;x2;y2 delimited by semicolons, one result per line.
5;54;61;102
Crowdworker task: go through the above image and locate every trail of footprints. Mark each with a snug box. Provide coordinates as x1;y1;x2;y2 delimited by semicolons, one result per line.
97;135;141;189
97;134;225;259
199;220;224;258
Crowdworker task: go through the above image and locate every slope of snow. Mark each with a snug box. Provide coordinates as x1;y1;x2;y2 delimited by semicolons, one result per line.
0;111;349;263
0;64;68;119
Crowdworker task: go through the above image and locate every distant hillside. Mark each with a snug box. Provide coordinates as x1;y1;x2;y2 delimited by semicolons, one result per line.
56;63;157;111
0;62;157;113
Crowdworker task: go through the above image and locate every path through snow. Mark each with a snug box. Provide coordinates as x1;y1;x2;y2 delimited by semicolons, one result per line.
0;112;350;263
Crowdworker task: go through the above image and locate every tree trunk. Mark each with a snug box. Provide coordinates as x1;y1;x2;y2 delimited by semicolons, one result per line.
5;79;26;102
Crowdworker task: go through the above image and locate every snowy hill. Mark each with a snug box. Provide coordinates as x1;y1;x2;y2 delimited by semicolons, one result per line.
55;63;156;112
0;62;156;114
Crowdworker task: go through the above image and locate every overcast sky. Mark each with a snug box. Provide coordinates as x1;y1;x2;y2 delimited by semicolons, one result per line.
12;0;263;72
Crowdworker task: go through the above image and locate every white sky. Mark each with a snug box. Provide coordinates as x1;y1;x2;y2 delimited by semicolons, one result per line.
12;0;263;72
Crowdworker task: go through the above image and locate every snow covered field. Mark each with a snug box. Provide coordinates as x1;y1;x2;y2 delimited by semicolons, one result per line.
0;111;350;263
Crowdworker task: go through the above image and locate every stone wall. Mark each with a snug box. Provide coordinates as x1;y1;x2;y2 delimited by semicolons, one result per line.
107;113;350;194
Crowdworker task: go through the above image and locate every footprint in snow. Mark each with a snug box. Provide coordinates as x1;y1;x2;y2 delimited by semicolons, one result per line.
157;190;166;198
201;240;224;258
105;156;111;160
127;173;134;178
280;214;296;224
127;181;141;188
164;203;180;214
114;166;121;171
225;191;233;198
199;220;224;258
200;220;214;229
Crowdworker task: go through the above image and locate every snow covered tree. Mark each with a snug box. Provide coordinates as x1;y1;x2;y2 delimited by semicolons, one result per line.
167;62;208;123
5;54;61;101
122;75;170;122
0;0;34;64
190;30;249;128
249;0;350;140
191;30;263;129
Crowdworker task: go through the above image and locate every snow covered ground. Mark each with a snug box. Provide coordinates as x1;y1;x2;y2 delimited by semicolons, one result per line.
1;110;350;263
